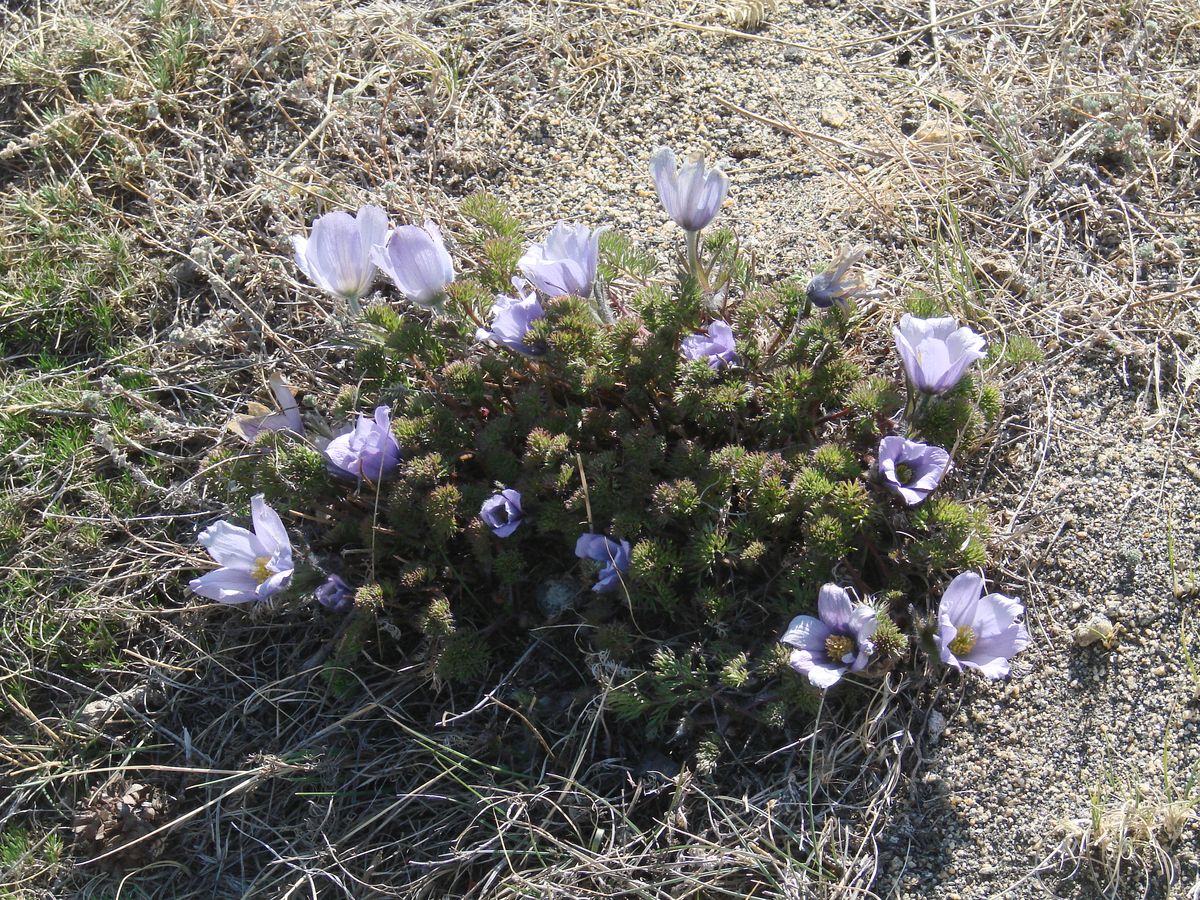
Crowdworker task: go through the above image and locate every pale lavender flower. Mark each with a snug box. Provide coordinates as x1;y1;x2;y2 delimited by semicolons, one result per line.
480;489;523;537
893;314;987;395
291;205;388;301
934;572;1030;679
373;220;455;307
315;574;354;613
575;533;631;593
649;147;729;232
518;223;601;298
475;278;545;355
681;320;738;369
877;435;951;506
807;246;878;309
326;406;402;482
189;495;294;604
228;373;304;442
780;584;878;689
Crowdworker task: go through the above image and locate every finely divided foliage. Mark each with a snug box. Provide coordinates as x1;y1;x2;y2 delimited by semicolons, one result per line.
195;148;1028;745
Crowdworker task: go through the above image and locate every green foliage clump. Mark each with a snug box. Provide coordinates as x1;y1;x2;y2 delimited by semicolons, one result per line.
208;192;1026;750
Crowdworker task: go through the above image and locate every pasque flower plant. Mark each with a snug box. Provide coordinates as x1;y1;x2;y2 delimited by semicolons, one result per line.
893;314;987;395
480;489;523;537
806;246;877;310
315;574;354;613
475;279;545;355
228;373;303;442
876;435;950;506
681;320;737;369
649;147;729;233
518;223;601;300
780;584;878;688
195;147;1026;747
934;572;1030;679
575;533;631;593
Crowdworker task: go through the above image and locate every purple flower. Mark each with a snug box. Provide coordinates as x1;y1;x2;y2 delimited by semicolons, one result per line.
228;373;304;442
780;584;877;689
893;314;987;395
681;320;738;369
877;435;951;506
189;495;294;604
325;406;402;482
480;489;523;537
315;574;354;613
291;205;388;301
807;246;878;309
934;572;1030;679
475;278;545;355
575;533;631;593
649;147;729;232
518;223;601;298
373;220;455;307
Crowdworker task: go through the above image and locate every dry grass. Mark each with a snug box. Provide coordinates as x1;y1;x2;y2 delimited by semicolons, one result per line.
1;0;1198;896
1051;747;1199;898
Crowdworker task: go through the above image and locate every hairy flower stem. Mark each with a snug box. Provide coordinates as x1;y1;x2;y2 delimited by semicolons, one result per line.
904;388;932;436
585;279;614;325
685;229;704;287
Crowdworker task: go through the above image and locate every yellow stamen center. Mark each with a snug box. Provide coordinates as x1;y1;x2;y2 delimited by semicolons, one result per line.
894;463;915;484
825;634;855;663
948;625;977;656
251;556;273;583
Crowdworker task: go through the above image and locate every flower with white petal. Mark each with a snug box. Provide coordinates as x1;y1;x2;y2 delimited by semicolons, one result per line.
189;495;294;604
291;205;388;301
893;314;986;395
518;223;601;299
373;221;455;307
649;147;729;233
934;572;1030;679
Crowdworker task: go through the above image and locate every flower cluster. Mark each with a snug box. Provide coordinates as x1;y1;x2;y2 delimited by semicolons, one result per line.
191;146;1029;743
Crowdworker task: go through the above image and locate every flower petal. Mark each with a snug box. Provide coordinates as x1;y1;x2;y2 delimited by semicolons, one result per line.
251;495;290;554
575;533;612;562
649;147;680;221
803;658;846;689
268;373;303;435
189;568;261;604
307;211;367;297
937;571;985;631
197;520;262;569
817;583;854;630
780;614;832;652
255;568;293;600
849;605;878;642
961;653;1011;679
